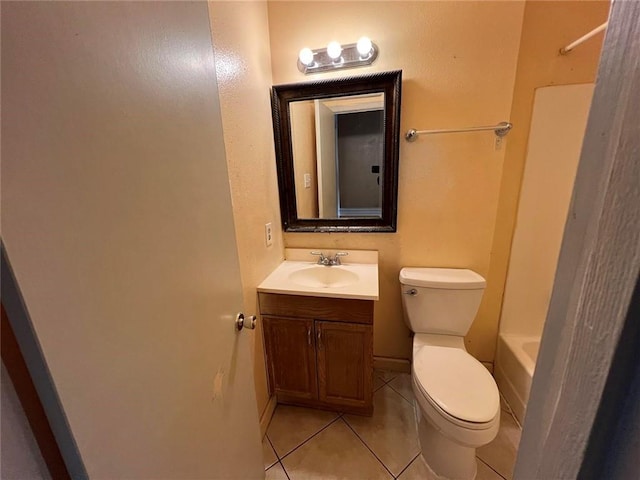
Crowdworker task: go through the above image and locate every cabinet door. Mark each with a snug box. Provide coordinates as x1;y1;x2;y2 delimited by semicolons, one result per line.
316;321;373;409
262;316;317;400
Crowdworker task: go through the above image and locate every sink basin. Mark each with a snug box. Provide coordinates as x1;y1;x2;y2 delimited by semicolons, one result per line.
288;266;359;288
257;250;379;300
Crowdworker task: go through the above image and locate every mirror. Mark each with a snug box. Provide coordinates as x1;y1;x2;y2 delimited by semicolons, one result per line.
271;70;402;232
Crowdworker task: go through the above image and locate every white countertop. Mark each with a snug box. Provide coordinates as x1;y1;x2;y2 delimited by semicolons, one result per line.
257;249;379;301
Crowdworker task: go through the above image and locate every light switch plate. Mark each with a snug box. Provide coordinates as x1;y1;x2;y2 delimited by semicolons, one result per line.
265;222;273;247
304;173;311;188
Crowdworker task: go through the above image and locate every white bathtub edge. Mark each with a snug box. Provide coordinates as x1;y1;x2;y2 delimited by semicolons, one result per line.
495;334;541;425
495;360;526;424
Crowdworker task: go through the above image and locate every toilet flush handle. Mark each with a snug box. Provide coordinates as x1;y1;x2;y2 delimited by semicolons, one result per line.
404;289;418;296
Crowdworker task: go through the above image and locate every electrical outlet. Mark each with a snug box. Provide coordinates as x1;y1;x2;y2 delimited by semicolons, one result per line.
304;173;311;188
265;222;273;247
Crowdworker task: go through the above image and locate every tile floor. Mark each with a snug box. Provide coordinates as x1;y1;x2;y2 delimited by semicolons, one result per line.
263;369;522;480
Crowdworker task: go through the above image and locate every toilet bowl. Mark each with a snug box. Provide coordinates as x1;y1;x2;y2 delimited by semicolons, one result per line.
399;268;500;480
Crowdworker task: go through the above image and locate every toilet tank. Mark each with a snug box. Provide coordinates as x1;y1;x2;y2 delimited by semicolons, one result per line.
399;268;486;336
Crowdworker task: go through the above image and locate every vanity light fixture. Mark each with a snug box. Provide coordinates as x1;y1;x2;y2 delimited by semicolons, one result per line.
326;41;343;60
297;36;378;74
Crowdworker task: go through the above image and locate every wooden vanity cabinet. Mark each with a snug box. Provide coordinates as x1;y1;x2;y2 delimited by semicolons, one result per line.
261;316;317;401
259;293;374;416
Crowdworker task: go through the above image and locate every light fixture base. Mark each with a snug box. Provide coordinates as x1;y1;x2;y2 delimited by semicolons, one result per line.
297;42;379;75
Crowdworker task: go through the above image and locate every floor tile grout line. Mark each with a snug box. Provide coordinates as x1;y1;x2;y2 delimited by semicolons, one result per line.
510;412;522;430
508;407;522;430
374;377;391;392
340;416;397;479
265;434;280;468
263;450;289;480
264;458;278;472
278;460;292;480
477;455;507;480
386;382;415;407
393;453;420;479
374;379;391;390
375;370;398;384
374;373;397;393
276;415;342;463
499;393;523;430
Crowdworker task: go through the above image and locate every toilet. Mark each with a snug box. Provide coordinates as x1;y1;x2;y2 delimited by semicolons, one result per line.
399;267;500;480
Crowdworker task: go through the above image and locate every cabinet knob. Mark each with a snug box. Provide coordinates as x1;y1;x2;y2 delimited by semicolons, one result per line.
235;313;257;331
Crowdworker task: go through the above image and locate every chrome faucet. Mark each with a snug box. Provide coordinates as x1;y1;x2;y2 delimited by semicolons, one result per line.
310;251;349;266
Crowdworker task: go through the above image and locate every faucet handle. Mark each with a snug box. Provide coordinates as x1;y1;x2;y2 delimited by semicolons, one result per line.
333;252;348;265
310;251;327;265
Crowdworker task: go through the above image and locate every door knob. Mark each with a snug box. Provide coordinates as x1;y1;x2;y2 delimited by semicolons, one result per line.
235;313;257;331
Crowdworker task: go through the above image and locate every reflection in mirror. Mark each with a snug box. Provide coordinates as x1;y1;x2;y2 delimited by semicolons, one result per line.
271;70;401;232
291;94;385;219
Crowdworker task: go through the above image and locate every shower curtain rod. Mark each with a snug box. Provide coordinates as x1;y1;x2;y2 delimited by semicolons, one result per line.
404;122;512;142
560;22;608;55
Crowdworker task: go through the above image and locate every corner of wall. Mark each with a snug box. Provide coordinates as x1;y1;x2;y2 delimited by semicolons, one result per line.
208;0;285;417
486;0;610;350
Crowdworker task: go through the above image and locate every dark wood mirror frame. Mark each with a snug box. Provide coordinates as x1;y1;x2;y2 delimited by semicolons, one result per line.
271;70;402;232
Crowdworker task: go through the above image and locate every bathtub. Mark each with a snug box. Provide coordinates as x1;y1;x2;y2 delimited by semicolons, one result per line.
494;334;540;424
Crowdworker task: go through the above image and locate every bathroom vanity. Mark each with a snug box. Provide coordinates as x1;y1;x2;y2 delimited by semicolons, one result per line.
259;293;373;415
258;249;379;416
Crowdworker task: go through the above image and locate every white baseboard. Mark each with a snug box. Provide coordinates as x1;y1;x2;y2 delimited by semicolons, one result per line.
373;356;410;373
259;395;277;438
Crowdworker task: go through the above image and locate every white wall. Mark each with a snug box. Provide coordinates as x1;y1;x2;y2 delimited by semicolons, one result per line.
499;84;594;337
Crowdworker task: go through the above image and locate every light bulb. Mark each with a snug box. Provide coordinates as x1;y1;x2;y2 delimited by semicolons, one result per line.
298;47;314;66
326;41;342;60
357;36;373;56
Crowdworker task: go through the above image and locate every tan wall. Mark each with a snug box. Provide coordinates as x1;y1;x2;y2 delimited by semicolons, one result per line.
211;0;609;417
209;2;285;418
290;101;319;218
487;1;610;346
268;1;526;363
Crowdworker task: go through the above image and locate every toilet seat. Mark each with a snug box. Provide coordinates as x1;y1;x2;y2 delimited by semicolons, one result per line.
412;345;499;426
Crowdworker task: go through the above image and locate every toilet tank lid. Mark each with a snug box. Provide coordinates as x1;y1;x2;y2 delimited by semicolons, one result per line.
399;268;486;289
